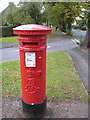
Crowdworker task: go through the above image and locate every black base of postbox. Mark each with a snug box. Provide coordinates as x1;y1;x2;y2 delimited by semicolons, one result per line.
22;98;46;118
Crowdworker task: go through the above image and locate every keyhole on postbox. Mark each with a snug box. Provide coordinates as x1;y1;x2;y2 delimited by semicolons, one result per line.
36;71;42;76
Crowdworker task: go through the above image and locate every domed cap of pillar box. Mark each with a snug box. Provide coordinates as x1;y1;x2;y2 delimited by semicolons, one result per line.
13;24;52;36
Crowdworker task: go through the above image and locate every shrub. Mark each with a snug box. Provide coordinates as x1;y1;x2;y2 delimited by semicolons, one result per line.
78;40;83;47
81;26;87;30
76;20;86;28
0;26;16;37
73;25;79;29
73;25;86;30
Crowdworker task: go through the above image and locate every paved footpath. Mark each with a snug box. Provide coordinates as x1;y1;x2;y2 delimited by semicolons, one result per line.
1;30;89;119
67;48;88;90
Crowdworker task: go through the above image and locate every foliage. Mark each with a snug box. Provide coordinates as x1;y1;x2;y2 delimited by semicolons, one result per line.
73;25;86;30
77;20;86;27
0;26;16;37
43;2;82;35
78;40;84;46
76;20;87;29
73;25;79;29
81;26;87;30
40;10;48;25
80;2;89;28
43;2;89;35
20;2;41;24
6;2;42;26
1;2;16;26
2;52;87;102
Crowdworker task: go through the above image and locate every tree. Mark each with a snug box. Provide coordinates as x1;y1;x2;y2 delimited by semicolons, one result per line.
19;2;42;24
48;2;82;35
80;2;90;48
6;2;42;26
42;2;57;26
1;2;16;26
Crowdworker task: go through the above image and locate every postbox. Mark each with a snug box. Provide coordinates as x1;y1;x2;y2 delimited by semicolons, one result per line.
13;24;52;117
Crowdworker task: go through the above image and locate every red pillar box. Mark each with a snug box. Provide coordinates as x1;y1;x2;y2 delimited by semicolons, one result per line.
13;24;52;117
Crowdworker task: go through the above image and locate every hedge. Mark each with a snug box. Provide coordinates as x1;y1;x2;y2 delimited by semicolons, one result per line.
0;26;17;37
73;25;86;30
81;26;87;30
73;25;79;29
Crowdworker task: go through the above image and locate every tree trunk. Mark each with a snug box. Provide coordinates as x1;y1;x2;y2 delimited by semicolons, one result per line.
58;22;62;31
61;21;66;33
67;19;72;35
67;23;71;35
82;30;90;48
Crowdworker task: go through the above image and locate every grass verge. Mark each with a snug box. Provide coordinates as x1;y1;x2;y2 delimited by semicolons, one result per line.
47;27;56;40
58;29;73;39
0;36;18;43
2;51;87;102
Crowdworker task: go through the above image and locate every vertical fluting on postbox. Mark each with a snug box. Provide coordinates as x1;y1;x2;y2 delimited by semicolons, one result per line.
13;24;52;117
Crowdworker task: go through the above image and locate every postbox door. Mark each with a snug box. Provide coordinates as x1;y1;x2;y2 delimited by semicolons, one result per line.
20;49;46;104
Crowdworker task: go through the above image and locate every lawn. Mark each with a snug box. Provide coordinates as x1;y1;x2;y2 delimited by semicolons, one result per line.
2;51;87;102
47;27;56;39
0;27;56;43
0;36;18;43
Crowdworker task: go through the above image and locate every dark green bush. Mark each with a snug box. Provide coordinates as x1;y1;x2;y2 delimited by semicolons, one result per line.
0;26;16;37
76;20;87;30
81;26;87;30
73;25;86;30
73;25;79;29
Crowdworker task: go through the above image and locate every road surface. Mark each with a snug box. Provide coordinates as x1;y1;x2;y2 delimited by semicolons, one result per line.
1;39;78;63
0;29;86;63
72;29;86;41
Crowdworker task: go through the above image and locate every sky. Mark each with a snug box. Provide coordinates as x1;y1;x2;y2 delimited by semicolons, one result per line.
0;0;20;13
